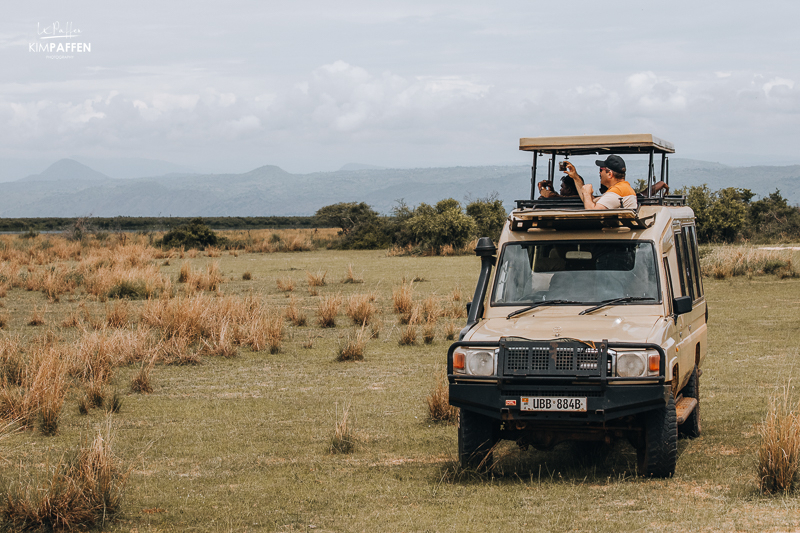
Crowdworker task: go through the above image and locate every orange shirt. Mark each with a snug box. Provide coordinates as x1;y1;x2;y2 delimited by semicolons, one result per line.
607;180;636;197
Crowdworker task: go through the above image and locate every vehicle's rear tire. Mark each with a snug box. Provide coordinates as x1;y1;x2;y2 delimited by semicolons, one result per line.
679;366;701;439
458;409;499;469
637;393;677;478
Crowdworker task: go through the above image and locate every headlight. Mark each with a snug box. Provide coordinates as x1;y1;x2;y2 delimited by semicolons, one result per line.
453;348;497;376
616;350;660;377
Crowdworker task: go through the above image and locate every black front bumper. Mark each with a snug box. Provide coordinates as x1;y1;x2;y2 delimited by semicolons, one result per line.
448;339;669;423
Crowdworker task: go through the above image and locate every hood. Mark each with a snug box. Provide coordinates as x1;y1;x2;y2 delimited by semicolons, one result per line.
465;311;664;345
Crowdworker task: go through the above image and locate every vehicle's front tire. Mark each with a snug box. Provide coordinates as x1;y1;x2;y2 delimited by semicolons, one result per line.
458;409;499;469
679;366;701;439
637;393;677;478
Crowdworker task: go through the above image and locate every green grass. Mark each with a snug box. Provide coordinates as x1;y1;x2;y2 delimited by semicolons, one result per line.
3;249;800;531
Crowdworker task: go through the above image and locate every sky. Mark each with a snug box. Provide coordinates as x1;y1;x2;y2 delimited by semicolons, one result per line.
2;0;800;176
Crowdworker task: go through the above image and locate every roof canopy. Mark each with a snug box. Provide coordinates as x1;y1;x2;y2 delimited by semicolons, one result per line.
519;134;675;155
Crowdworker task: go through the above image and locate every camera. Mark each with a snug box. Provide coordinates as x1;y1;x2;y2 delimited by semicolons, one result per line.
558;161;568;172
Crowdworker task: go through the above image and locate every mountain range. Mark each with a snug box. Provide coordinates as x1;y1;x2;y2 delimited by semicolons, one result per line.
0;158;798;217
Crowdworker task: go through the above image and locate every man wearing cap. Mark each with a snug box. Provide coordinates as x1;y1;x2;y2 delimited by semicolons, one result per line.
563;155;637;210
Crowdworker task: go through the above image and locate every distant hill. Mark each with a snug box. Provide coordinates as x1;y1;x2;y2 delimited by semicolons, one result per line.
0;158;798;217
20;159;111;182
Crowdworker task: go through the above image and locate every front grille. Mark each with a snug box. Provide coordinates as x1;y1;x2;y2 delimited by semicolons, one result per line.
502;389;604;398
500;340;611;377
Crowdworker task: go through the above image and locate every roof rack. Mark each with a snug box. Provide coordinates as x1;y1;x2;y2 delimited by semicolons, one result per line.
519;134;674;202
514;195;687;211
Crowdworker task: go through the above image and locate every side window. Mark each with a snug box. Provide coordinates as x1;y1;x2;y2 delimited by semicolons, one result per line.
673;230;692;299
686;225;704;298
663;257;674;315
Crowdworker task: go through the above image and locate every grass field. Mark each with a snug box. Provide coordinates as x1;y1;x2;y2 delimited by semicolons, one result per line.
2;238;800;532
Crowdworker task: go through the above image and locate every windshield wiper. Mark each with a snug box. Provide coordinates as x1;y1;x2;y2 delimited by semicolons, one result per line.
506;300;583;319
579;296;655;316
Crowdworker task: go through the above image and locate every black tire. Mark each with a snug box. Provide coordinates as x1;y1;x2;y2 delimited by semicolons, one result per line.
678;366;701;439
458;409;499;469
637;393;677;478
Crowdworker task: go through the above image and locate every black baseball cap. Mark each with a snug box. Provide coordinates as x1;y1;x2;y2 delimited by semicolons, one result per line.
595;155;626;173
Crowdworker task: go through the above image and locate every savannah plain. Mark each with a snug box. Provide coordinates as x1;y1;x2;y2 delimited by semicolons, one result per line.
1;228;800;532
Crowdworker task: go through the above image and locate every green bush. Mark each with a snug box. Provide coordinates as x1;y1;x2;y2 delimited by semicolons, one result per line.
405;199;476;251
160;218;222;249
466;195;507;243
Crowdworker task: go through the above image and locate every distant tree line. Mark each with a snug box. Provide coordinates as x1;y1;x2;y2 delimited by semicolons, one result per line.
678;186;800;243
0;216;332;233
315;196;507;252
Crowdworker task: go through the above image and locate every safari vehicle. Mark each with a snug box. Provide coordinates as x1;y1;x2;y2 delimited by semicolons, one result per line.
448;134;707;477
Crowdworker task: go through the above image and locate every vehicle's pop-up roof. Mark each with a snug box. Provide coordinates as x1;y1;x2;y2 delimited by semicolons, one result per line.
516;133;680;210
519;134;674;156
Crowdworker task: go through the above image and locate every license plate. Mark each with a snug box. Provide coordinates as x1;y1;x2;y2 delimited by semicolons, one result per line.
520;396;587;412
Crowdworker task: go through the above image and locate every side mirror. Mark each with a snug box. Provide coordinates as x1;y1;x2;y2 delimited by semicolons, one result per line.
673;296;692;315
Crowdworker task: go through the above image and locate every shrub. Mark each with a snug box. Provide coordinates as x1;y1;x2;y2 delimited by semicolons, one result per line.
405;199;476;252
466;195;507;242
160;218;222;249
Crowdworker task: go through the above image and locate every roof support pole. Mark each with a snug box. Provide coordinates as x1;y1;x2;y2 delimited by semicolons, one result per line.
660;153;666;184
647;150;654;192
530;152;538;200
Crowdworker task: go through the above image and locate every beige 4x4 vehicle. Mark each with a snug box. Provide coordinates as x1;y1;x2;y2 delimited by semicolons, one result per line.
448;134;707;477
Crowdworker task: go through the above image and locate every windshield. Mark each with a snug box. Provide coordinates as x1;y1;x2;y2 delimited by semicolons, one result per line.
492;241;660;305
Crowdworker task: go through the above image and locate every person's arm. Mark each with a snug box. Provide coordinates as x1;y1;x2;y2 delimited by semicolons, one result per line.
537;180;560;199
580;183;608;210
563;162;587;203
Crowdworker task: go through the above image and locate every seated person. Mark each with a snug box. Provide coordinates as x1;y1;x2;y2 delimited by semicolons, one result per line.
564;155;637;210
537;175;580;199
637;180;669;197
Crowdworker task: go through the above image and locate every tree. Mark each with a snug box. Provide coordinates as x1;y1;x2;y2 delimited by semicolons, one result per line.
681;185;752;242
405;198;476;251
315;202;379;236
466;195;507;242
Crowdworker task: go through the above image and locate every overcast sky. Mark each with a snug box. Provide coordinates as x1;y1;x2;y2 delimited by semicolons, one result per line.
2;0;800;175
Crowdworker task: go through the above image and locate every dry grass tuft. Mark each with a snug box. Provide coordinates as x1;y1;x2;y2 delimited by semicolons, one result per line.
27;304;46;327
337;326;367;362
329;403;356;454
302;335;314;349
285;296;307;327
104;389;123;414
307;270;327;287
104;300;130;328
1;423;129;531
0;312;8;329
242;271;252;281
130;357;156;394
702;246;799;279
60;310;81;328
317;293;341;328
345;294;377;326
392;281;414;315
399;325;418;346
276;276;295;292
422;322;436;344
342;264;363;284
758;387;800;493
444;321;458;341
427;369;458;422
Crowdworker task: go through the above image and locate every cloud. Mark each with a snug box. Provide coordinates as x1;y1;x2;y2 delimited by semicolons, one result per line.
0;59;799;169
